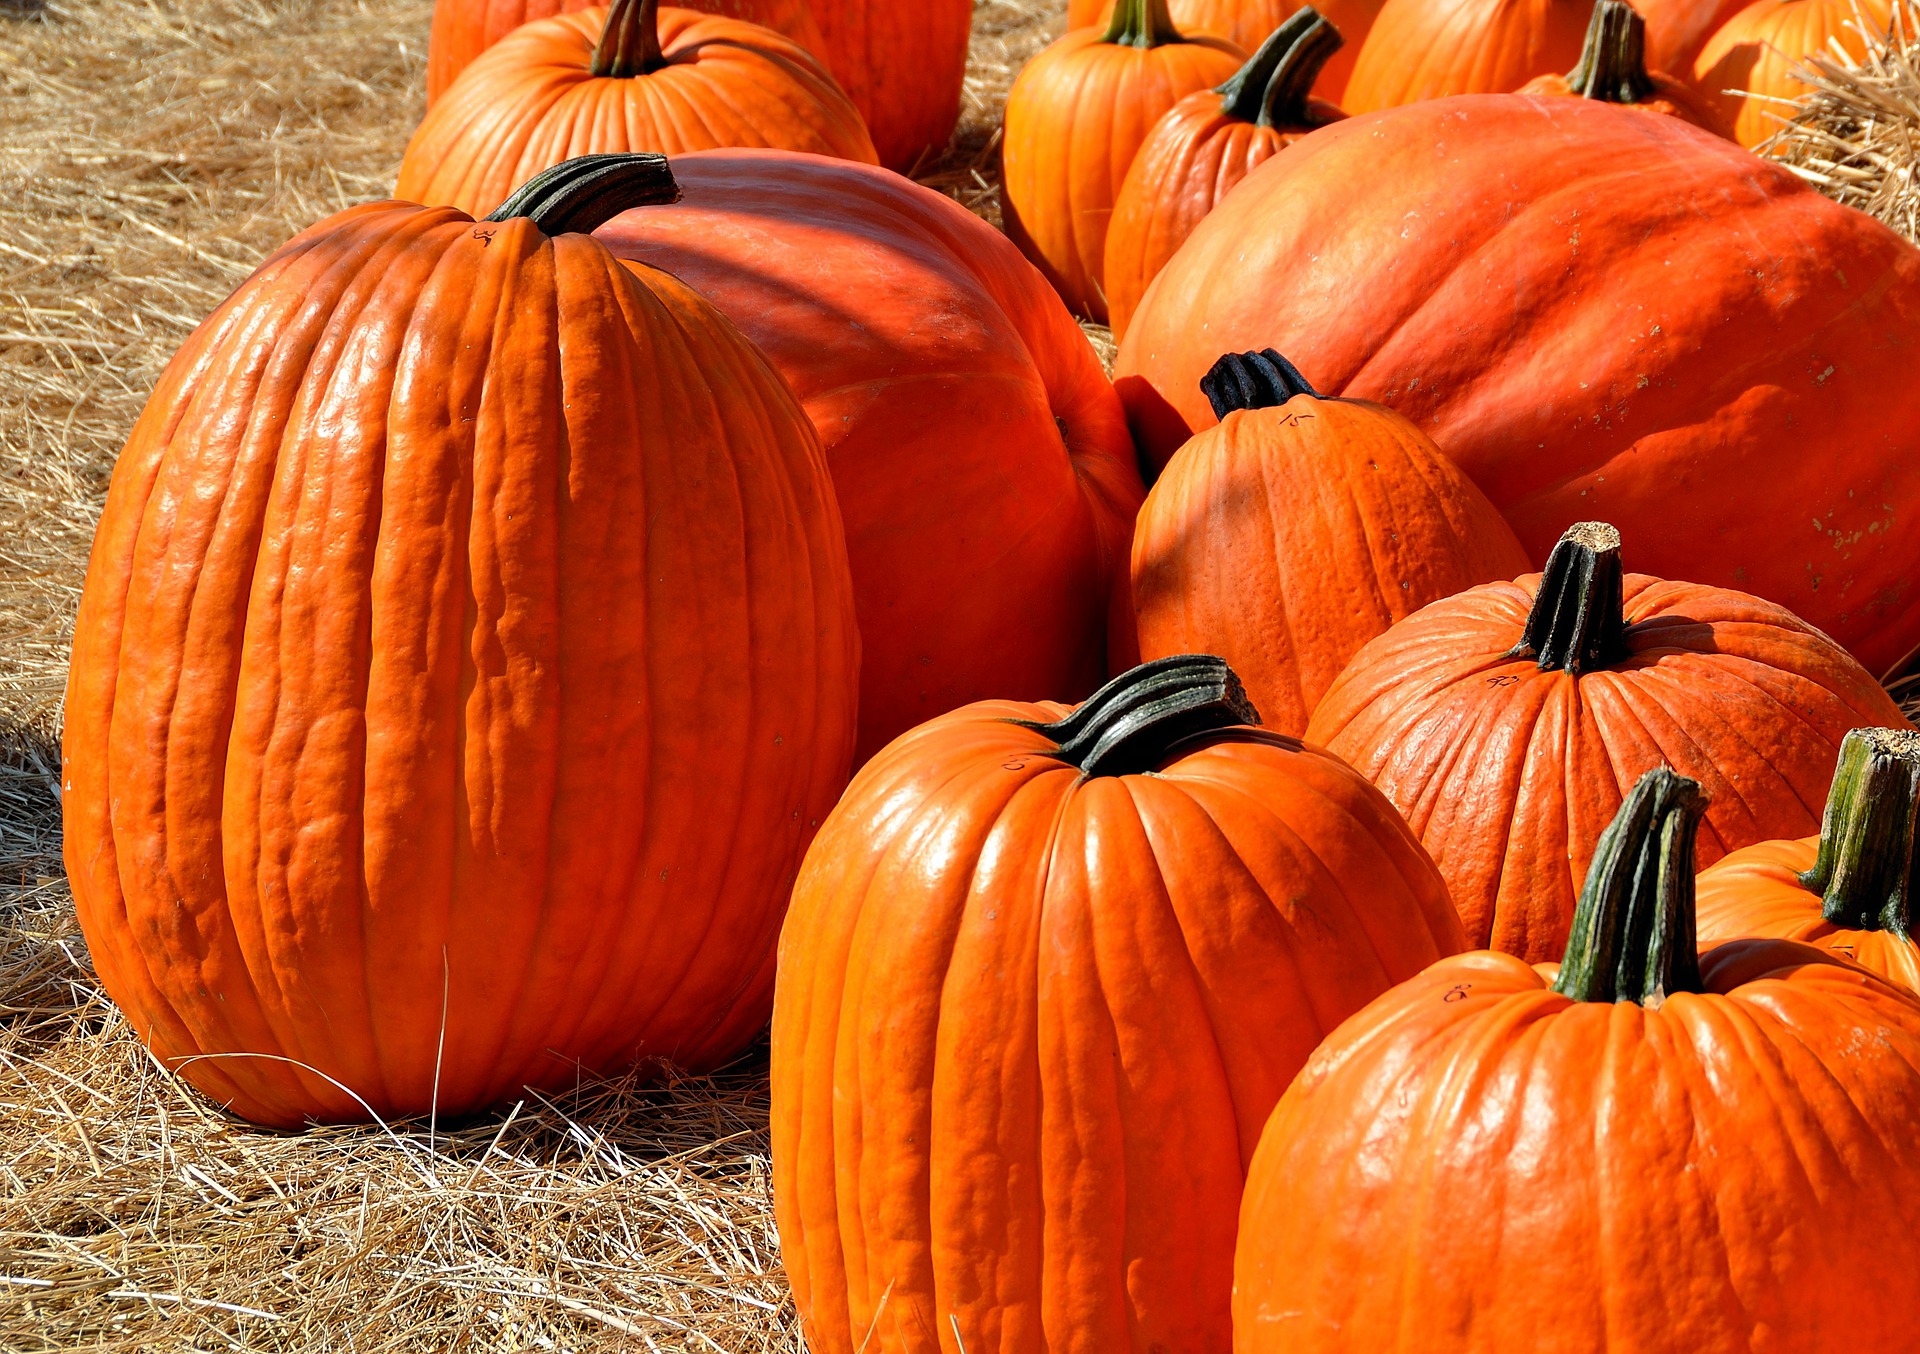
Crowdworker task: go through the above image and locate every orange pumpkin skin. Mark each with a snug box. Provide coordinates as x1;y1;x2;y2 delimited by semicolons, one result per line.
1131;353;1530;736
1003;1;1246;323
772;658;1467;1354
1693;0;1895;147
1699;839;1920;991
1305;524;1909;961
61;161;860;1128
1342;0;1592;110
1113;97;1920;674
1636;0;1756;73
1069;0;1383;97
425;0;823;103
808;0;974;171
397;3;876;220
1517;0;1729;133
594;150;1145;761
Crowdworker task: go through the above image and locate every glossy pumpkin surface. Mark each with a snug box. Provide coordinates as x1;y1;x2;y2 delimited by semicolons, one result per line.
62;159;860;1127
1341;0;1591;109
809;0;974;170
1114;96;1920;673
774;657;1466;1353
1693;0;1894;147
594;150;1145;760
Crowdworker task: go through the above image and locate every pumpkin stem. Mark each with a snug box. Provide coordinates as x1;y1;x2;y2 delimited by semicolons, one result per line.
484;153;682;234
1200;349;1320;418
1798;727;1920;936
1216;10;1341;124
1508;521;1628;674
1553;767;1709;1006
1103;0;1187;48
1564;0;1657;104
591;0;668;77
1015;654;1262;777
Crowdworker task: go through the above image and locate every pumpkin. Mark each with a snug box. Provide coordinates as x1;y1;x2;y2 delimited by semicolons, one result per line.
1068;0;1382;97
397;0;876;220
772;655;1467;1354
1341;0;1592;110
425;0;823;103
1697;727;1920;992
1130;350;1530;736
1694;0;1895;147
593;150;1145;761
1104;13;1346;339
1113;95;1920;673
808;0;975;171
61;156;860;1128
1003;0;1245;323
1235;766;1920;1353
1305;521;1909;961
1518;0;1729;132
1635;0;1755;73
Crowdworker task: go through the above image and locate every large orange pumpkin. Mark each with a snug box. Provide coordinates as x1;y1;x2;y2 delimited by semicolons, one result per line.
1518;0;1728;132
1003;0;1245;322
1693;0;1895;147
808;0;974;171
1104;13;1346;338
425;0;823;103
1698;727;1920;992
594;150;1145;760
397;0;875;219
1341;0;1591;110
1114;96;1920;673
61;156;860;1128
1305;522;1909;961
1068;0;1382;96
1235;767;1920;1353
1131;350;1529;736
773;655;1467;1354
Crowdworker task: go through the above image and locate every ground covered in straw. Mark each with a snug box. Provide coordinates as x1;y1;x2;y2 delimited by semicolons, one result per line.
0;0;1065;1347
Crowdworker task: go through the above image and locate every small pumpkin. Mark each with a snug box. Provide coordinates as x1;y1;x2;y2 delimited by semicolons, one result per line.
397;0;876;219
1306;522;1910;961
1698;727;1920;993
424;0;823;103
1068;0;1383;97
1693;0;1895;147
1235;767;1920;1353
1003;0;1246;323
1105;14;1346;338
62;156;860;1128
1519;0;1729;133
808;0;975;170
773;655;1466;1353
1342;0;1592;110
1130;350;1529;736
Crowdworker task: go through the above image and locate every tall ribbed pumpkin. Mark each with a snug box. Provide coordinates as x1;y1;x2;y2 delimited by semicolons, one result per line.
808;0;974;171
1693;0;1895;147
1068;0;1382;96
397;0;876;220
62;157;860;1128
1342;0;1592;109
773;656;1466;1354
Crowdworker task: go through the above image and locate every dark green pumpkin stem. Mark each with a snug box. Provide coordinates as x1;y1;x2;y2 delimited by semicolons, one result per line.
1799;727;1920;936
485;153;681;234
591;0;667;77
1217;9;1344;127
1553;767;1708;1006
1509;521;1628;674
1200;349;1320;418
1103;0;1186;47
1016;654;1261;776
1565;0;1657;104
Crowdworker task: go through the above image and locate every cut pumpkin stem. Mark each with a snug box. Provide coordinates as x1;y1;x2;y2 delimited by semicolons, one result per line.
1018;654;1262;776
1800;727;1920;936
1103;0;1187;48
1201;348;1320;417
1554;767;1708;1006
1565;0;1657;104
485;153;682;234
1510;521;1628;674
1216;8;1344;126
591;0;668;78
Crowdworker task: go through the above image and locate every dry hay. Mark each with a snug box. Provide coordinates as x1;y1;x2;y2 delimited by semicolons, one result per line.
1763;4;1920;241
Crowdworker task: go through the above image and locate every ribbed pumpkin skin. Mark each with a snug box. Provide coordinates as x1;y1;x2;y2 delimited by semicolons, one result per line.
1636;0;1754;74
1693;0;1894;147
1114;98;1920;673
1132;398;1530;736
594;151;1145;760
809;0;974;170
1342;0;1591;109
773;701;1466;1353
397;7;877;220
1067;0;1382;97
1305;573;1908;960
1517;64;1727;132
425;0;822;103
62;202;859;1128
1233;942;1920;1352
1698;840;1920;992
1003;26;1246;323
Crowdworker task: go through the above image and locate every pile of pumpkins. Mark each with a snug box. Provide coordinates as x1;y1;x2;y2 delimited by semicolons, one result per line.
58;0;1920;1347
